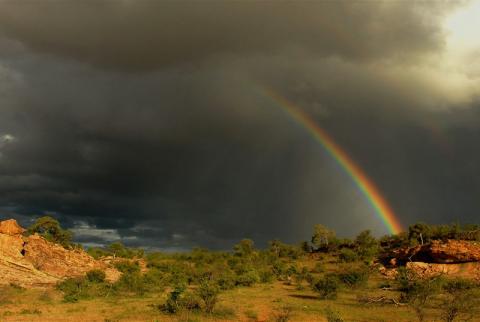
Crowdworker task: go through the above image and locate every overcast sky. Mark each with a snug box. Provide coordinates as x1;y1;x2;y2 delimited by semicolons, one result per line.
0;0;479;250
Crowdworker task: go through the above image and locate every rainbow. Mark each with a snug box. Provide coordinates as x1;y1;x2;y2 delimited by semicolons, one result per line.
262;88;404;235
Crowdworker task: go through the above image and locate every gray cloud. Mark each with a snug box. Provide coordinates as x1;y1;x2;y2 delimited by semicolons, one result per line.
0;1;455;70
0;1;479;250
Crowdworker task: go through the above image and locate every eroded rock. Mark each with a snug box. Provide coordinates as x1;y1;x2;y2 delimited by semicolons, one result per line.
0;219;120;287
391;240;480;264
0;219;26;235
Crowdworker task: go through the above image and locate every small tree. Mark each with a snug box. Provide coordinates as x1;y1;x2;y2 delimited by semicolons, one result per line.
398;271;442;322
408;222;432;246
299;241;311;253
28;216;73;248
440;279;480;322
233;239;255;257
311;224;336;251
354;230;379;260
312;275;338;299
196;279;220;313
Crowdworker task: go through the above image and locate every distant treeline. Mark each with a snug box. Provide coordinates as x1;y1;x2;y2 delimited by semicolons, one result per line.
25;216;480;256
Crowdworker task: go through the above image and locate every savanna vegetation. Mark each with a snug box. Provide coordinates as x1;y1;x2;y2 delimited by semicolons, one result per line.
1;217;480;321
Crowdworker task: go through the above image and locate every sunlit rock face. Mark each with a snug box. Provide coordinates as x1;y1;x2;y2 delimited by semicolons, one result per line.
392;240;480;264
0;219;25;235
0;219;120;287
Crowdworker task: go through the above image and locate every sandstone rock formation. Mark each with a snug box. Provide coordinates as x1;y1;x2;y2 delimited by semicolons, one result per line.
390;239;480;265
406;261;480;281
380;239;480;280
0;219;120;287
0;219;26;235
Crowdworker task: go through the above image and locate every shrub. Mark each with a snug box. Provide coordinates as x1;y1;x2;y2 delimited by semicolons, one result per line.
311;224;336;251
440;278;480;322
258;268;275;284
271;260;287;278
354;230;379;260
162;286;186;314
86;269;106;283
180;291;202;312
114;260;140;274
271;305;293;322
216;270;237;290
442;278;477;293
339;248;358;263
233;239;255;257
236;270;260;287
294;267;311;290
336;267;369;288
142;268;167;292
196;279;220;313
57;276;110;302
114;270;146;295
87;247;110;259
398;272;442;322
27;216;73;248
108;242;144;259
312;275;339;299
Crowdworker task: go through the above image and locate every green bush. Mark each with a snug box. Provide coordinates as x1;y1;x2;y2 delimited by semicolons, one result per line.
180;291;202;312
233;239;255;257
114;271;146;295
336;267;369;288
162;286;186;313
114;260;140;274
339;248;358;262
216;270;237;290
397;272;443;322
108;242;144;259
259;268;275;283
87;247;110;259
236;270;260;287
442;278;477;293
312;275;338;299
142;268;167;292
86;269;106;283
196;279;220;313
27;216;73;248
354;230;379;260
57;275;110;302
271;260;287;277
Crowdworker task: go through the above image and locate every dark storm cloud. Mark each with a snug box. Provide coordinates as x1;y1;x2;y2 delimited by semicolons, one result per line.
0;0;453;70
0;1;479;250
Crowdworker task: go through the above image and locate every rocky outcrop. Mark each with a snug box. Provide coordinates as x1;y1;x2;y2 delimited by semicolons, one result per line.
0;219;120;287
0;219;26;235
380;239;480;280
428;240;480;263
406;262;480;281
390;240;480;265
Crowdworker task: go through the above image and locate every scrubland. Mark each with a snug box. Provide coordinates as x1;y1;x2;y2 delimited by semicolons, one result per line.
1;219;480;322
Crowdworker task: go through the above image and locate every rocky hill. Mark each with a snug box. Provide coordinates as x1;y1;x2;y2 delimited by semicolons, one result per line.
0;219;120;287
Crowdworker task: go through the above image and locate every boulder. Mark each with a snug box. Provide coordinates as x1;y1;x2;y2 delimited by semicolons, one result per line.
0;219;26;235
